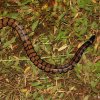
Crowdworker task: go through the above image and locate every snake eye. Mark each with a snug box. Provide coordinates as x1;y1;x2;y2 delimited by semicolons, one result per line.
89;35;96;44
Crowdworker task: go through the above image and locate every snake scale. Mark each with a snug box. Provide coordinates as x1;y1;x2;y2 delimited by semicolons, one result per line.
0;17;95;73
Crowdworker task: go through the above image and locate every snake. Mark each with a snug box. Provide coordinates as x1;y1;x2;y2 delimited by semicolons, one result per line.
0;17;95;73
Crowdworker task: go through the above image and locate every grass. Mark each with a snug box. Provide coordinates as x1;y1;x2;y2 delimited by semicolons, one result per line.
0;0;100;100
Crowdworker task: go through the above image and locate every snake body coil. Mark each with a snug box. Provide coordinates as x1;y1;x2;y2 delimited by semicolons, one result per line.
0;17;95;73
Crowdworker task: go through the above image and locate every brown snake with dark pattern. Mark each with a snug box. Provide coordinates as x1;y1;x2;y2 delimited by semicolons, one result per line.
0;17;95;73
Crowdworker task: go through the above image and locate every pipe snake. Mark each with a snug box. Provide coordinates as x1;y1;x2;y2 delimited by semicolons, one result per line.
0;17;95;73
